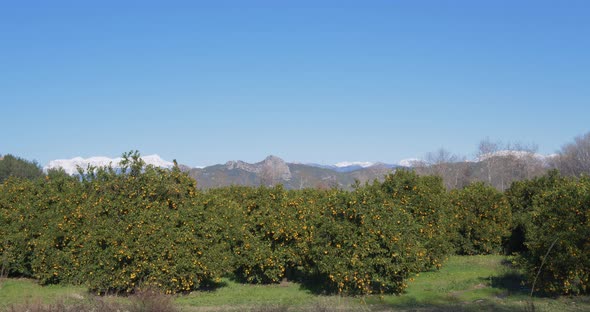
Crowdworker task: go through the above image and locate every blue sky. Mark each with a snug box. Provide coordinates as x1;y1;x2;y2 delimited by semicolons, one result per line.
1;1;589;167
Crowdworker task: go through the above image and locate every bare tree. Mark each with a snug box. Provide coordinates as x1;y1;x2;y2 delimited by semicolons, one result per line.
476;139;546;191
477;138;501;186
414;148;466;189
552;132;590;176
414;139;548;191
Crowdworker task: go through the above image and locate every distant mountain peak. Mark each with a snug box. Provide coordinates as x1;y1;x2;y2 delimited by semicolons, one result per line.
334;161;375;168
398;158;422;167
264;155;282;161
304;161;399;173
224;155;292;181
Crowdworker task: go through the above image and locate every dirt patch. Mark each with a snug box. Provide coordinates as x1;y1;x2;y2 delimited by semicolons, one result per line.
68;293;85;300
279;278;292;287
448;283;488;298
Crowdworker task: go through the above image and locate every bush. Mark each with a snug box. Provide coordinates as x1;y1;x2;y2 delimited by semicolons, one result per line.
0;178;39;277
306;171;453;295
450;182;512;255
1;152;232;294
520;176;590;295
378;171;454;270
204;186;322;284
504;170;565;253
0;155;457;296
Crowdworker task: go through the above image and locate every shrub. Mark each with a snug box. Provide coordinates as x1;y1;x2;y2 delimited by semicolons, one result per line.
0;177;38;277
1;154;458;296
1;152;233;294
520;176;590;295
504;170;566;253
307;171;454;295
378;171;454;270
450;182;512;255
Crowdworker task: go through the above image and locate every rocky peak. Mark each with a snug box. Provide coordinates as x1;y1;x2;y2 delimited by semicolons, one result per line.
262;155;284;166
260;155;291;181
224;155;292;181
225;160;253;171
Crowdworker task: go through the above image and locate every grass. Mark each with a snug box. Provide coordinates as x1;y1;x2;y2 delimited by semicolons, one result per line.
2;255;590;311
0;279;177;312
175;278;360;311
0;278;87;307
176;278;315;306
377;255;514;306
370;255;590;312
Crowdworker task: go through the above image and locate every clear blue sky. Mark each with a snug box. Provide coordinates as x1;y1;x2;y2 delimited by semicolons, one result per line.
1;0;589;167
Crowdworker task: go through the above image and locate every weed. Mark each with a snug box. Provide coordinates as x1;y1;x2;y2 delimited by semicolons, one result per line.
249;304;289;312
129;288;177;312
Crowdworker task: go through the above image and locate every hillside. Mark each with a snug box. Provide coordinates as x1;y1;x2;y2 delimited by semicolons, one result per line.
188;156;399;190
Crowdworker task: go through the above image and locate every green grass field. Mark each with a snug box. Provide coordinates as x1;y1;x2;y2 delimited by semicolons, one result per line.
0;278;87;306
1;255;589;312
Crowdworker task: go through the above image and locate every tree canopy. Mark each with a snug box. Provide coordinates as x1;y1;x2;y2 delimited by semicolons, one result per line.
0;154;43;182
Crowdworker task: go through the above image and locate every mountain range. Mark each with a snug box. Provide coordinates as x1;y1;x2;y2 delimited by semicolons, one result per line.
186;156;401;190
43;150;555;190
43;155;401;189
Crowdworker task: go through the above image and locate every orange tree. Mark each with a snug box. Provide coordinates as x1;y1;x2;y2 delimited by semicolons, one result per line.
520;176;590;295
203;185;322;284
306;170;454;295
504;170;566;253
449;182;512;255
21;152;232;294
0;177;39;277
377;171;454;270
2;154;467;296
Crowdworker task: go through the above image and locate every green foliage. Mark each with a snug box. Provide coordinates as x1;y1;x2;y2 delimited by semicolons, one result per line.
1;151;233;294
184;170;455;296
308;187;411;294
304;171;453;295
450;182;512;255
504;170;566;253
202;185;301;284
0;177;39;277
378;171;454;270
0;154;43;182
5;150;590;299
0;157;472;296
520;176;590;295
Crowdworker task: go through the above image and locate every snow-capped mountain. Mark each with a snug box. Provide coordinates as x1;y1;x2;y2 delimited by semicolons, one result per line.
306;161;400;173
334;161;375;168
397;158;422;167
44;155;174;175
332;161;375;172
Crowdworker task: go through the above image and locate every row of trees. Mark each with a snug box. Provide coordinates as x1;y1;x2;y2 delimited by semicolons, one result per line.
2;151;587;296
0;152;512;296
414;132;590;191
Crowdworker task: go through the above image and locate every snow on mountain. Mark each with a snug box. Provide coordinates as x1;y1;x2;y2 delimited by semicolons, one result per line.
44;155;174;175
397;158;422;167
334;161;375;168
138;154;175;168
305;161;398;173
